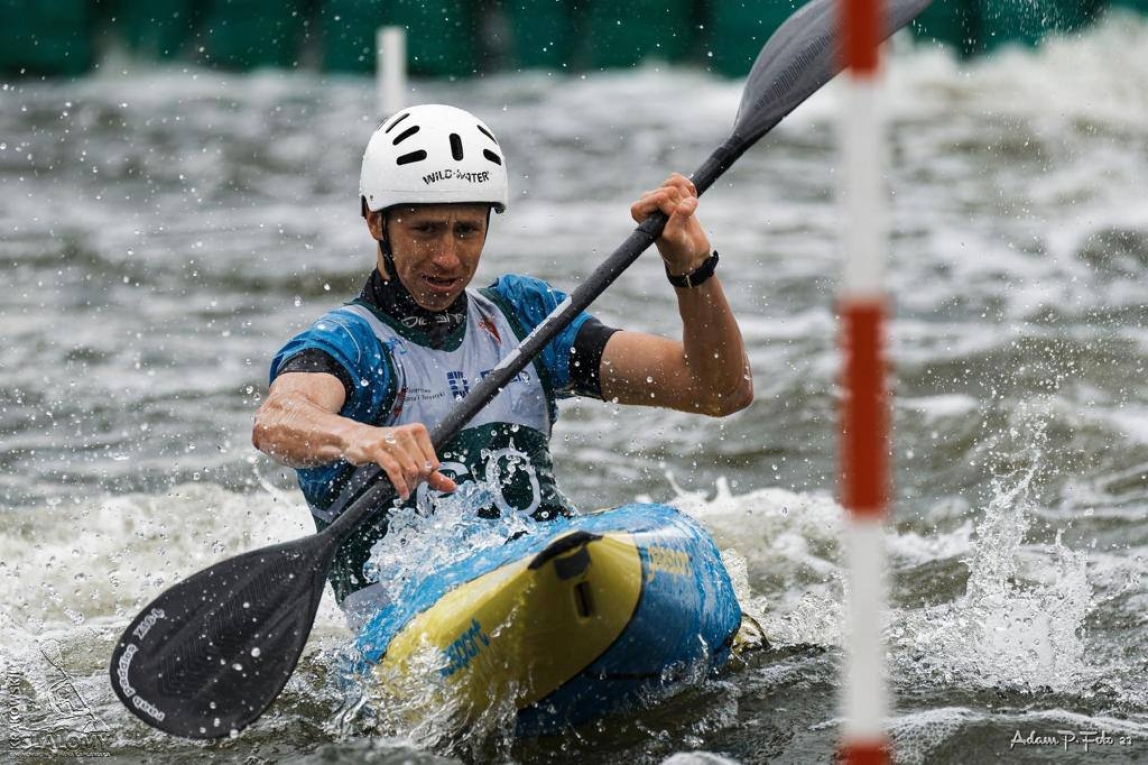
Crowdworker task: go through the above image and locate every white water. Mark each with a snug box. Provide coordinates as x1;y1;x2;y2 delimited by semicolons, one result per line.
363;477;541;606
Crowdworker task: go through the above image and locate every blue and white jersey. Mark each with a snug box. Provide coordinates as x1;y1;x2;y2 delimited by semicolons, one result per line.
269;274;597;602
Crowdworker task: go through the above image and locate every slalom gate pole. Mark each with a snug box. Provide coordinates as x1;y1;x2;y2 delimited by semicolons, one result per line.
838;1;891;764
377;26;406;118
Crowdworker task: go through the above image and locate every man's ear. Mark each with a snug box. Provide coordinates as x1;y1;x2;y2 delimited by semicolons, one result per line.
366;209;385;241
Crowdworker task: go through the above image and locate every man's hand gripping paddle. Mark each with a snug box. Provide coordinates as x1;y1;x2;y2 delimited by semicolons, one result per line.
110;0;932;738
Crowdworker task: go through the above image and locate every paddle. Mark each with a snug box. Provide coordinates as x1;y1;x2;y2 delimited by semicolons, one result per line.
110;0;932;739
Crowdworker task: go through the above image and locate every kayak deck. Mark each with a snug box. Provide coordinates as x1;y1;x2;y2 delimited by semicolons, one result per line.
354;503;742;736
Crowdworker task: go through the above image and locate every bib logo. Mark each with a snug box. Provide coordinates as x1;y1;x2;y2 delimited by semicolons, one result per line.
447;370;470;400
422;169;491;186
447;368;529;400
415;444;541;517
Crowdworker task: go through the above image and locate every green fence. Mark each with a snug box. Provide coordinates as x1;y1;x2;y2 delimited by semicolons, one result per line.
0;0;94;76
1;0;1144;78
911;0;1107;57
707;0;808;78
201;0;306;69
113;0;198;61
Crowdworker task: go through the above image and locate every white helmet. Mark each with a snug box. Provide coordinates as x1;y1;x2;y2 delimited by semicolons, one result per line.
360;104;509;214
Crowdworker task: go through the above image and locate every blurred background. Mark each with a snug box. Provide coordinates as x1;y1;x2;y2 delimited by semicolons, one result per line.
2;0;1147;79
2;1;1147;764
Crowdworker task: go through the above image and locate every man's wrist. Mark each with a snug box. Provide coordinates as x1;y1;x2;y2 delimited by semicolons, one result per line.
664;250;711;277
665;250;719;289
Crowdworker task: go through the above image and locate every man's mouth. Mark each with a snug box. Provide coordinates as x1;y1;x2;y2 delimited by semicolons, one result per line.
421;274;460;293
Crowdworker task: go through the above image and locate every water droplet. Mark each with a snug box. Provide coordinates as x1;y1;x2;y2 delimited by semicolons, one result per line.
250;647;261;658
232;663;243;671
242;601;250;609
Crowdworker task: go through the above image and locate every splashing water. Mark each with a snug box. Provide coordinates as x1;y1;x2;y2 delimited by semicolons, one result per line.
348;475;546;755
669;474;847;647
363;477;542;605
894;404;1096;693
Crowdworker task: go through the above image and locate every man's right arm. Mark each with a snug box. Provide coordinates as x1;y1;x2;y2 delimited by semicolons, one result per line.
252;371;456;500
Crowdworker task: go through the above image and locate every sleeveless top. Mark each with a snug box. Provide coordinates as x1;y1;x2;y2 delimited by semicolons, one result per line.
273;277;589;603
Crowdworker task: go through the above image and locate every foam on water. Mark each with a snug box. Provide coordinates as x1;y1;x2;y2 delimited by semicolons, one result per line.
888;705;1148;765
0;479;342;631
670;478;846;647
660;752;743;765
0;479;355;756
891;403;1099;694
666;402;1143;709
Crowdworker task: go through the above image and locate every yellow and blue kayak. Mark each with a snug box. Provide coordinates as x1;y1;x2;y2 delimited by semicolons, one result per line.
352;503;742;736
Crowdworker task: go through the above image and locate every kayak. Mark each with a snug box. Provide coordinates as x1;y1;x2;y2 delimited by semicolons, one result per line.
351;502;743;736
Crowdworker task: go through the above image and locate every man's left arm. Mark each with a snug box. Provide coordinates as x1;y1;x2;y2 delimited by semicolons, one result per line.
599;173;753;417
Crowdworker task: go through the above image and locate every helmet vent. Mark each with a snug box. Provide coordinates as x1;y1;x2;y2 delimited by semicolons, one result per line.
392;125;420;146
396;150;427;166
449;133;464;161
384;111;411;133
476;124;497;144
483;149;502;166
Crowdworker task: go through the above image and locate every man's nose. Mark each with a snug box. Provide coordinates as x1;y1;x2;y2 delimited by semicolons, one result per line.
430;234;461;265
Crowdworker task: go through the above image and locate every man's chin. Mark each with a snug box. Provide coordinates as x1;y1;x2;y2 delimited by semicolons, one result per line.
413;292;459;312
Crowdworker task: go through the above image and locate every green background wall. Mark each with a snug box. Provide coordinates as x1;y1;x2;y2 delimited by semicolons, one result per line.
0;0;1141;78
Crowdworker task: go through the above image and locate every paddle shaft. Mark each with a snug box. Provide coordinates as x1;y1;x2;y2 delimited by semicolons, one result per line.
325;138;744;542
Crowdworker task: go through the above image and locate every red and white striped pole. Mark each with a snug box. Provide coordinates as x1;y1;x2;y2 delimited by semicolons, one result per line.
838;1;891;764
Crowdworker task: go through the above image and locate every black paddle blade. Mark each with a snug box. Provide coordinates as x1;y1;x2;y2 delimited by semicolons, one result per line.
109;533;337;739
733;0;934;144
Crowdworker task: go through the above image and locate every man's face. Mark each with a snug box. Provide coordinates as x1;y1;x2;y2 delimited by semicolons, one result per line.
369;203;490;312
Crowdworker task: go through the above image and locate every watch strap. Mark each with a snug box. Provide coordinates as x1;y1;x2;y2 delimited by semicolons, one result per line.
665;250;719;289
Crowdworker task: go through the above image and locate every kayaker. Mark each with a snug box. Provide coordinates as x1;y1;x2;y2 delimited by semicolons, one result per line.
252;104;753;624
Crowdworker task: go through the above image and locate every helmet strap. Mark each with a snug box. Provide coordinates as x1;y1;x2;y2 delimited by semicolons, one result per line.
377;211;397;282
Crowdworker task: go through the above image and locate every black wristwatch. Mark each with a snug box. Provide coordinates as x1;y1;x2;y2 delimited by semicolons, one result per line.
665;250;719;289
